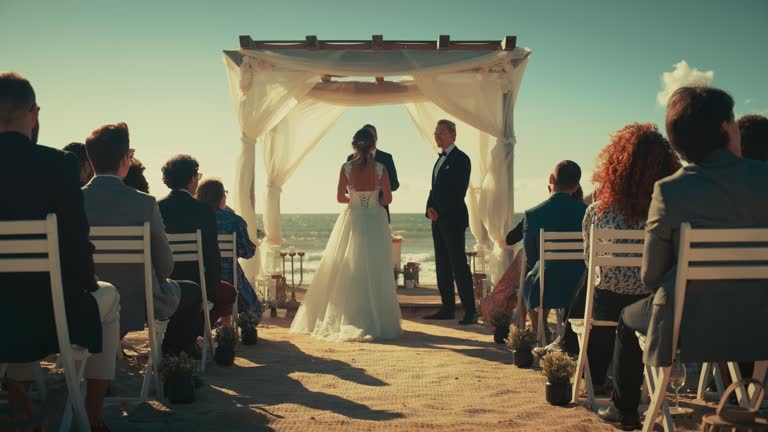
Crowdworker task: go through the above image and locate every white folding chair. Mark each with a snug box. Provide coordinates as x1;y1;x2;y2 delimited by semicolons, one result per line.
696;362;725;400
641;223;768;432
570;227;645;409
166;230;213;373
218;232;238;338
537;229;584;346
90;223;162;401
0;214;90;432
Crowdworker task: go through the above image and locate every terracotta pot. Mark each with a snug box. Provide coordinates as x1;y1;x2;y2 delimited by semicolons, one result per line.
513;348;533;368
165;376;194;403
545;382;572;406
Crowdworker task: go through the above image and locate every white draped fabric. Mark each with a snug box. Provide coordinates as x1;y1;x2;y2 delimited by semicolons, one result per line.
222;47;531;282
262;99;347;246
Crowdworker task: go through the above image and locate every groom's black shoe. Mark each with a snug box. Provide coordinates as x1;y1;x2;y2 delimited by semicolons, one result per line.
423;309;455;320
458;310;478;325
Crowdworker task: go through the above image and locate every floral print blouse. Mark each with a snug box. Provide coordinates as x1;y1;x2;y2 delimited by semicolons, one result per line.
582;202;652;296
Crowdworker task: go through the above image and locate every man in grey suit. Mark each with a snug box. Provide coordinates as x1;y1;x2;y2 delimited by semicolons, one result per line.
82;123;204;357
599;87;768;430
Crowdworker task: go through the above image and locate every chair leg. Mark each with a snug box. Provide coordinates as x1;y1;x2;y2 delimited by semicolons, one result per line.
697;362;713;400
60;356;89;432
643;366;674;432
200;302;214;373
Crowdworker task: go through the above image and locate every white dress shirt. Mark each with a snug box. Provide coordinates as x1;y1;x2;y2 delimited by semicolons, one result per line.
433;143;456;182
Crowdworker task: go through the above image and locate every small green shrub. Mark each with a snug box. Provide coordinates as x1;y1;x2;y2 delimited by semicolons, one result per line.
160;352;195;380
506;327;536;351
540;352;576;384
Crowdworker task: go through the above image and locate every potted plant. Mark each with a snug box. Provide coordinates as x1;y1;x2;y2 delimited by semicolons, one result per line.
214;326;237;366
540;352;576;406
490;311;511;344
506;327;536;368
237;310;259;345
403;265;416;289
160;352;195;403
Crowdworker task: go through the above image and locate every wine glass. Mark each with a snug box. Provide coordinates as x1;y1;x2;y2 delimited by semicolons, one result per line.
669;357;687;413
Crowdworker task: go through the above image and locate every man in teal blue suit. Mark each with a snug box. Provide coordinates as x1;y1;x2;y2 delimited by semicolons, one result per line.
522;161;587;328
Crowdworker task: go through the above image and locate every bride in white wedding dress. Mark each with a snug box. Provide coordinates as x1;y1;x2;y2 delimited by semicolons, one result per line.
289;128;402;342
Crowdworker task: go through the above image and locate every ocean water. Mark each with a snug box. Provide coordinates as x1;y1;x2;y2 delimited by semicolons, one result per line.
255;213;524;284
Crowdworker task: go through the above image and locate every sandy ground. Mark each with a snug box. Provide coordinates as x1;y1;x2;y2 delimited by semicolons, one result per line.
48;310;727;432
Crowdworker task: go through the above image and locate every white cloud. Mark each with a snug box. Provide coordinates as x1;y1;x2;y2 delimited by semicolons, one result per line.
656;61;715;107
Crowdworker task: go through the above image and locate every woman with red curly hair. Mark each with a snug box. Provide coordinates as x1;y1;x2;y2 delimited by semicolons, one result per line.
581;123;681;392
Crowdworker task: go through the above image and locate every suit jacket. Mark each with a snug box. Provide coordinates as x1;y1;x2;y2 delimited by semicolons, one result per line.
0;132;102;362
82;176;178;331
641;150;768;366
347;149;399;221
522;193;588;309
159;190;221;301
425;146;471;228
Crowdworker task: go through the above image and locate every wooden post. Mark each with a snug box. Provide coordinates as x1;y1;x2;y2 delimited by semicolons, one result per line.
305;35;319;49
437;35;450;50
372;35;384;49
239;35;253;49
375;77;384;83
502;36;517;51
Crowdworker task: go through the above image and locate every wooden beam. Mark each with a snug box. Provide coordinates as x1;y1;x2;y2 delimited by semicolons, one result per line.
238;36;517;51
437;35;451;50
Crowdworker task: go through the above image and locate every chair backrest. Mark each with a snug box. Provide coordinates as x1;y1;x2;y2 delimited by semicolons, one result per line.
583;227;645;324
539;229;584;262
217;232;237;291
0;214;76;368
89;223;153;322
166;230;206;291
671;223;768;357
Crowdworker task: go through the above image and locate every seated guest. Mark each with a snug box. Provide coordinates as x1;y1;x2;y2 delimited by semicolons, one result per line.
739;114;768;162
123;158;150;193
598;87;768;429
580;123;681;392
196;179;263;319
82;123;204;358
0;72;120;430
522;161;588;335
63;141;94;186
158;155;236;327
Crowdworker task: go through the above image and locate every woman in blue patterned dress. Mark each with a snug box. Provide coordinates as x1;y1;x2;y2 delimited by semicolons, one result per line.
196;178;263;318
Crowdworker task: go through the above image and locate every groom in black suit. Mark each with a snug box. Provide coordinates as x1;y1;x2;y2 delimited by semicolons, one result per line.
346;124;399;222
423;119;477;325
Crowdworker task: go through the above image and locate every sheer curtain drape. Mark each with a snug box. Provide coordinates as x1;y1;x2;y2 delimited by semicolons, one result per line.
261;100;347;246
223;55;319;279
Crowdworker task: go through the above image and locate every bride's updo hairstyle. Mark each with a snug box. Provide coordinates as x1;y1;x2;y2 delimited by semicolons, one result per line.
352;128;375;167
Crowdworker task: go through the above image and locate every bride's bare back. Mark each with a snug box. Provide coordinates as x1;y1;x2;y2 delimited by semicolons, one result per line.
336;157;392;205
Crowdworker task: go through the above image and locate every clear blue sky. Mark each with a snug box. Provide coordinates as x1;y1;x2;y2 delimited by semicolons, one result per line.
2;0;766;213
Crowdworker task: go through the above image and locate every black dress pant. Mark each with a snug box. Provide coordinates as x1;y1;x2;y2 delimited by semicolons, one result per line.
611;294;654;413
432;220;475;314
163;280;203;351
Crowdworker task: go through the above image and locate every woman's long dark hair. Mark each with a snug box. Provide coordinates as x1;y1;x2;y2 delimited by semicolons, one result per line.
352;128;375;167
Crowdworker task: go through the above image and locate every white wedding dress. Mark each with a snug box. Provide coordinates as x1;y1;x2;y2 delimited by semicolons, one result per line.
290;161;402;342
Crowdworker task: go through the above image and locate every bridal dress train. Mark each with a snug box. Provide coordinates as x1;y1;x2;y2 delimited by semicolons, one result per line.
289;162;402;342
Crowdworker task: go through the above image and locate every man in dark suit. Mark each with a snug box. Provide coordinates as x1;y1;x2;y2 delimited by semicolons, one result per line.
522;161;588;335
82;123;203;357
346;124;399;223
158;155;235;330
598;87;768;430
423;119;477;325
0;71;120;428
